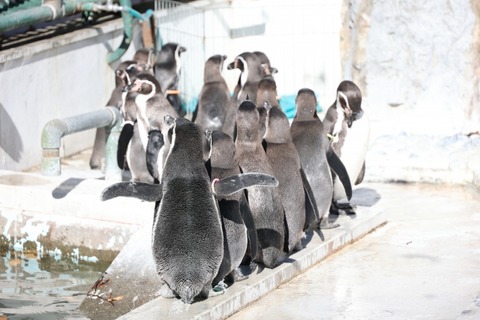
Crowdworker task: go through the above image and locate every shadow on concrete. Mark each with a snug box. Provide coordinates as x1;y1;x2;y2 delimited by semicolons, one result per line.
351;187;382;207
52;177;85;199
0;103;23;163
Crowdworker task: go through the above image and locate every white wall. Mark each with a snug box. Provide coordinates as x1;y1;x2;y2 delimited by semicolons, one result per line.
0;19;140;172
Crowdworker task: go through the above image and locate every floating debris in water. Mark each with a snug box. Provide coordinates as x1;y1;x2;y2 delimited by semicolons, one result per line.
84;272;124;306
46;247;62;261
81;255;99;263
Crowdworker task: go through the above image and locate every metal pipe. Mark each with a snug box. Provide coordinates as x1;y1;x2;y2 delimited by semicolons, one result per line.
103;4;153;63
0;0;98;34
41;106;121;179
104;111;123;180
0;0;152;63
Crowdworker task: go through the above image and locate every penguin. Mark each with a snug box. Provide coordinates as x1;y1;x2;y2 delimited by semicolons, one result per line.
262;102;314;252
193;54;237;157
235;99;286;268
152;116;223;303
205;130;259;287
290;88;352;229
227;52;264;105
133;48;155;73
101;116;278;303
256;67;280;140
154;43;187;117
89;60;145;170
121;73;179;183
253;51;278;76
323;80;370;214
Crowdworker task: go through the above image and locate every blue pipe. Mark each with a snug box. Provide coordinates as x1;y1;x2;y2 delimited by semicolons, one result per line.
106;2;153;63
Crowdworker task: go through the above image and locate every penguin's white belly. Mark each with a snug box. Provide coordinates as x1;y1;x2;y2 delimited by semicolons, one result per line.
333;114;370;201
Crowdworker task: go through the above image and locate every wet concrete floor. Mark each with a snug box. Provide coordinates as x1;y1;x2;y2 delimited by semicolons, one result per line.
227;182;480;320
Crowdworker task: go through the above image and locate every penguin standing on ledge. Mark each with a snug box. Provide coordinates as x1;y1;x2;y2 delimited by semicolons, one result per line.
323;80;370;214
89;60;145;170
120;73;178;183
227;52;264;105
154;43;187;117
235;100;286;269
290;88;352;229
206;130;259;287
194;54;236;157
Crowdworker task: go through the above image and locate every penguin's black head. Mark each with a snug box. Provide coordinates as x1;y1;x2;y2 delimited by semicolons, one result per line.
208;130;236;169
336;80;363;126
165;116;202;153
254;51;278;76
115;61;142;86
227;56;244;71
205;54;227;77
126;73;161;95
264;103;290;143
156;43;186;68
133;48;155;71
336;90;354;128
236;100;260;142
295;88;319;121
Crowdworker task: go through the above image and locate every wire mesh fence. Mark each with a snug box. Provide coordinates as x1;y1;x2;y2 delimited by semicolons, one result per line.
154;0;342;117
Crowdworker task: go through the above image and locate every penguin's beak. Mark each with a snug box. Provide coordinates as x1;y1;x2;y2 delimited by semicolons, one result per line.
347;117;353;128
226;61;235;70
122;84;132;93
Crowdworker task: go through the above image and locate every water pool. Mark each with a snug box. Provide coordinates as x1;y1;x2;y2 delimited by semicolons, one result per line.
0;240;115;319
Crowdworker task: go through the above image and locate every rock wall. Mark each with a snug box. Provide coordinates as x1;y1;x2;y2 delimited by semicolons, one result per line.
343;0;479;136
342;0;480;185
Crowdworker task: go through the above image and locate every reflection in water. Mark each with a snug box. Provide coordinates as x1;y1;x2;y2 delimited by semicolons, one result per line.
0;249;112;319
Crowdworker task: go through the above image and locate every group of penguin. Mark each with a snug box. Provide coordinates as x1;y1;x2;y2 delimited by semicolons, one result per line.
99;43;370;304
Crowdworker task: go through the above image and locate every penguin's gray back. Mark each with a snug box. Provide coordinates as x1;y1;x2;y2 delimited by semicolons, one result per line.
209;131;248;285
256;75;280;140
291;89;333;221
195;55;235;137
235;101;285;268
153;118;223;303
264;107;305;252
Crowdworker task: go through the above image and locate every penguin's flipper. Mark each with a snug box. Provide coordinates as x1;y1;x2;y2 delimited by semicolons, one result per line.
212;173;278;197
191;101;199;122
204;158;212;179
326;147;353;201
146;130;164;180
117;122;134;169
101;181;162;202
300;168;320;229
355;161;366;185
240;192;258;261
261;139;267;152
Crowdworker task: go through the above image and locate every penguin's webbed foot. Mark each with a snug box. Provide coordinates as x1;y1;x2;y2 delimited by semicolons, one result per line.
330;201;357;215
233;268;249;282
319;219;340;230
213;280;229;292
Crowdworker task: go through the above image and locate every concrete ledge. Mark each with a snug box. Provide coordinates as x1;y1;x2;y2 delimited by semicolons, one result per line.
108;192;386;320
0;169;153;253
0;169;152;226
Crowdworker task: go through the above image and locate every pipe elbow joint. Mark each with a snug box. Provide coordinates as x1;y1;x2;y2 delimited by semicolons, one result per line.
41;119;68;149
